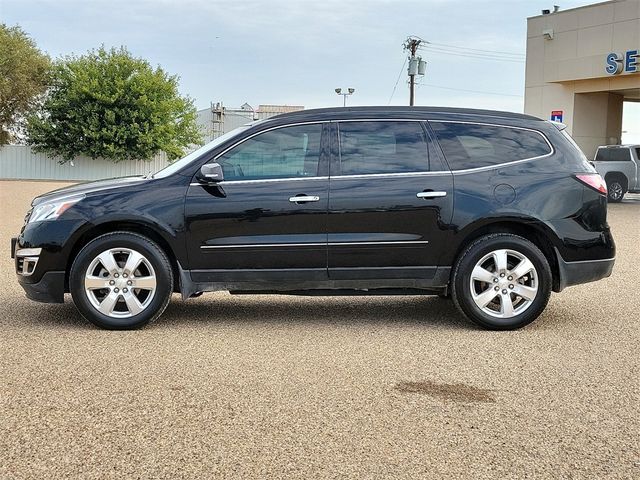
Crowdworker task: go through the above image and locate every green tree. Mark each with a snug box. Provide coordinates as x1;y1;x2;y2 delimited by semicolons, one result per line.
0;24;50;145
28;46;202;162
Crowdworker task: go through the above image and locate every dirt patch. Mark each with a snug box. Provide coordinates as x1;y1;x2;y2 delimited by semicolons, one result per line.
395;380;495;403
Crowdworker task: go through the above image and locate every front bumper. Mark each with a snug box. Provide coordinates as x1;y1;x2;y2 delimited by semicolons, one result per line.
18;271;66;303
555;248;615;292
12;235;65;303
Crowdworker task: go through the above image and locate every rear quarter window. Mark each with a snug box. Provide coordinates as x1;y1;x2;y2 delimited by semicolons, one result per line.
430;121;552;170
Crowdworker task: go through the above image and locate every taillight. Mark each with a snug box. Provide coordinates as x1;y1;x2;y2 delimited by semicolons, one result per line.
575;173;607;195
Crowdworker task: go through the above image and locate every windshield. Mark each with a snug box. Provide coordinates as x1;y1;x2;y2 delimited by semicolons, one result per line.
152;125;252;178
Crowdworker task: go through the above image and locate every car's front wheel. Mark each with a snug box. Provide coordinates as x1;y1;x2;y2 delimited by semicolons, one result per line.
70;232;173;329
451;234;552;330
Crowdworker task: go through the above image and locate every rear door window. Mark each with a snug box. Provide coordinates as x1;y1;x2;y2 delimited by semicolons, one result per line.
430;121;552;170
336;121;428;175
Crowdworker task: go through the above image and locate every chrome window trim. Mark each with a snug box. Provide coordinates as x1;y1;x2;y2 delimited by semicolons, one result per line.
195;117;556;182
190;176;329;187
428;119;555;174
190;171;453;184
336;118;425;123
449;153;553;175
201;240;429;249
330;171;450;180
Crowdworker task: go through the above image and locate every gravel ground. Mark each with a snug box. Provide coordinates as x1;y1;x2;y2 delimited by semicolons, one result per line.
1;180;638;479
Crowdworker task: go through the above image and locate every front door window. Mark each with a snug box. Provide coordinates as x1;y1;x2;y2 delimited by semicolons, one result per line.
217;124;323;180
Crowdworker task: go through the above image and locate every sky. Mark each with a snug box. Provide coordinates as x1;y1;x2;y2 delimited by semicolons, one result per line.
1;0;638;142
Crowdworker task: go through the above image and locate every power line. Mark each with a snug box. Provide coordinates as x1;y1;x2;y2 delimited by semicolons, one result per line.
426;41;524;57
420;46;525;63
415;82;523;98
421;44;524;58
406;36;526;63
388;57;407;105
400;36;525;100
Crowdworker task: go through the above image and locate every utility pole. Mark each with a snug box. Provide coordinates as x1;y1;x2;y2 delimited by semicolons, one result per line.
403;37;426;106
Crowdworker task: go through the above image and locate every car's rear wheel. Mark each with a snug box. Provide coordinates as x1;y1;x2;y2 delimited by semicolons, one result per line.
451;234;552;330
70;232;173;329
606;177;625;203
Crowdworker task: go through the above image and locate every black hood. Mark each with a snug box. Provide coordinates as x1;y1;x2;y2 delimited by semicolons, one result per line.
32;176;148;206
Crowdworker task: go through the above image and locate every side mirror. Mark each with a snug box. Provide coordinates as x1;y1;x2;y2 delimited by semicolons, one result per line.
199;162;224;182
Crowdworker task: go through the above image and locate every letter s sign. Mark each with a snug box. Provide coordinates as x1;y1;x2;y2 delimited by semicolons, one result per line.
606;52;623;74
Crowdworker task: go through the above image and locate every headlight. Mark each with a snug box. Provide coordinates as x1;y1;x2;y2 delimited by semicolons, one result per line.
28;195;84;223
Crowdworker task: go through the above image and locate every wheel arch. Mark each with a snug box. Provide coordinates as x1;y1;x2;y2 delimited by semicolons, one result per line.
65;221;182;292
451;219;562;292
604;172;628;189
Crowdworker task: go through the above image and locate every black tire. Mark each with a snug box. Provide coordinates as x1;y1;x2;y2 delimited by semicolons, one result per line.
451;234;552;330
606;177;626;203
70;232;173;329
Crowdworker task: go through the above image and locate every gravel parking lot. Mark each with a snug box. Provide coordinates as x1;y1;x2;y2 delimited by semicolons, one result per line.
1;180;638;479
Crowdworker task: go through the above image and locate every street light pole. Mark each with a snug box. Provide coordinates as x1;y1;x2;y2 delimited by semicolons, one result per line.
335;88;355;106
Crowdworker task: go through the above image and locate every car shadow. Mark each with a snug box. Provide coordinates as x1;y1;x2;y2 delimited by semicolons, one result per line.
7;293;475;331
158;294;474;330
0;300;91;330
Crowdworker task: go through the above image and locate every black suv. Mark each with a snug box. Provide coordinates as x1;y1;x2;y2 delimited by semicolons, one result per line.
11;107;615;330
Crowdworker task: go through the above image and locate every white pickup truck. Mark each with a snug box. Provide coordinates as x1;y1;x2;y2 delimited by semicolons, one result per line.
592;145;640;202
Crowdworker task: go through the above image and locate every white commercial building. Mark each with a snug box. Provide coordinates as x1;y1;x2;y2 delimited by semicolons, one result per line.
196;103;304;143
524;0;640;158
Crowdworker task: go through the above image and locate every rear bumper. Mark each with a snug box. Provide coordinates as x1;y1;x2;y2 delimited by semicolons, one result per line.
555;249;615;292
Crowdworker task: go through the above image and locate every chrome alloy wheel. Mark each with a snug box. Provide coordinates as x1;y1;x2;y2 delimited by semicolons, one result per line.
84;248;157;318
469;249;538;319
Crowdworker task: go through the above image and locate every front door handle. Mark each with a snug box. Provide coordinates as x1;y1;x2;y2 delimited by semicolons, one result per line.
417;191;447;199
289;195;320;203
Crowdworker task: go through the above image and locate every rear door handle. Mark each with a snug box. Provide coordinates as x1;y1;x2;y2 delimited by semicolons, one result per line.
289;195;320;203
417;191;447;199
